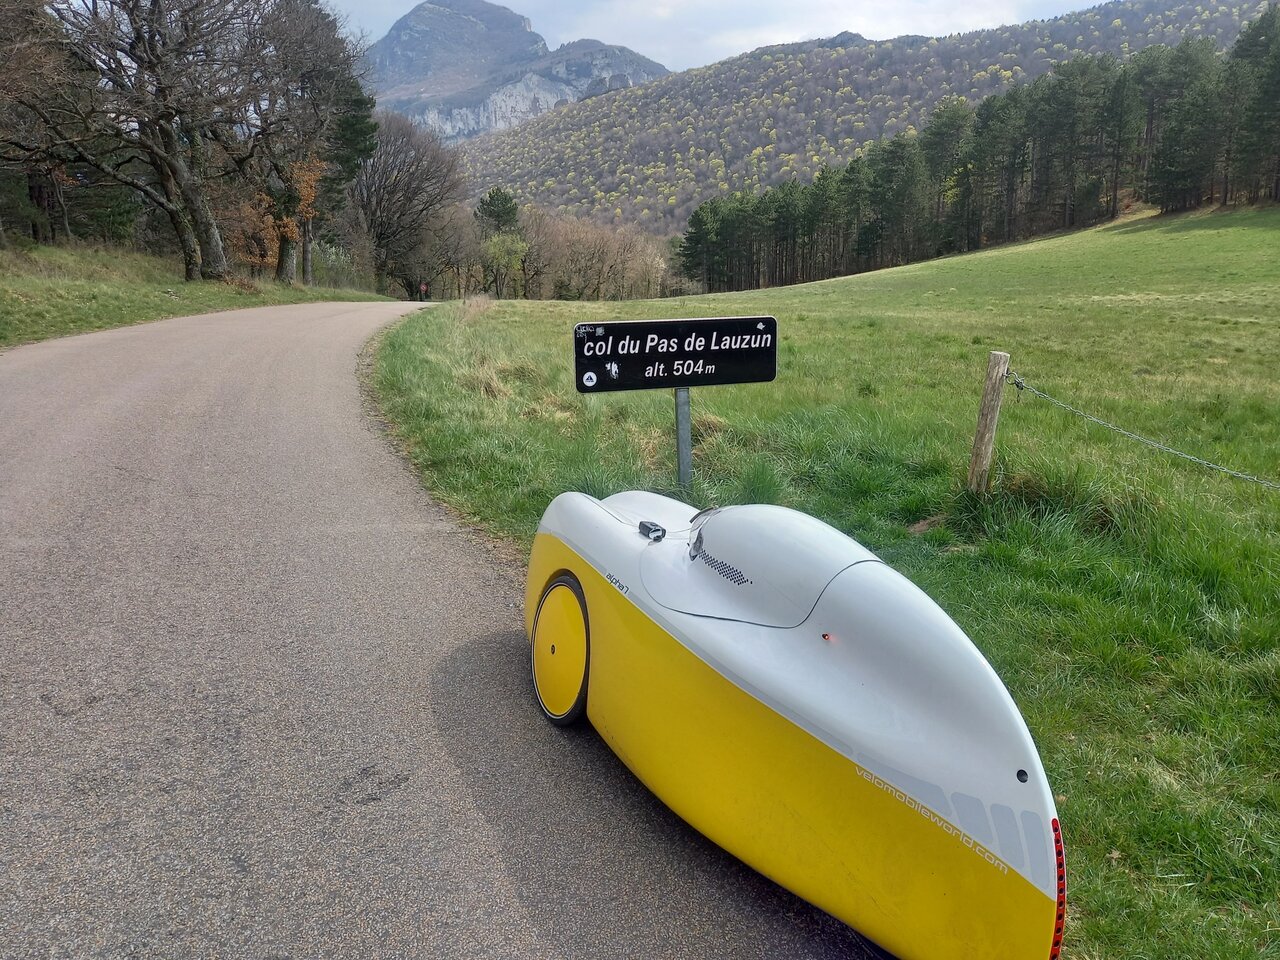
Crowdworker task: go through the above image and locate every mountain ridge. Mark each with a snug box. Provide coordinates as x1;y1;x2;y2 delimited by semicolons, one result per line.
460;0;1272;231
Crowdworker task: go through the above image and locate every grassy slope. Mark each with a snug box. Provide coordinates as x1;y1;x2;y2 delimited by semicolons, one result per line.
377;206;1280;960
0;245;386;350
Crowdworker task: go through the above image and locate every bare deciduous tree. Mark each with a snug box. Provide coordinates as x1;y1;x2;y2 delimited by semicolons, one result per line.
219;0;367;283
349;112;464;293
2;0;280;278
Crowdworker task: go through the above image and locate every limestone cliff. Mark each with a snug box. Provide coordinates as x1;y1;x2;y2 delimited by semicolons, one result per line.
368;1;667;142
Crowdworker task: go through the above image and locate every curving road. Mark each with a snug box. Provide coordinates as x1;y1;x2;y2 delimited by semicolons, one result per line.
0;303;881;959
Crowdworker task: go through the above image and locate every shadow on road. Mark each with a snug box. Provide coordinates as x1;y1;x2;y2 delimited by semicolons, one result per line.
428;630;891;960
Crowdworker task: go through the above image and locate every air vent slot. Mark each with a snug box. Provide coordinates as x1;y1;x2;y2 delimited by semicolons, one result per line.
700;551;752;586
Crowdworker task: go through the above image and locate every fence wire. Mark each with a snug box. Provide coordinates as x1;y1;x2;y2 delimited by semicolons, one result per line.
1004;371;1280;492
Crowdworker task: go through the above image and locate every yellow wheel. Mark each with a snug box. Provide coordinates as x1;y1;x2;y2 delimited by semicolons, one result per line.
531;574;590;726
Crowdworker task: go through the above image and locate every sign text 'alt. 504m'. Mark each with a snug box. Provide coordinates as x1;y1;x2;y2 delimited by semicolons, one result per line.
574;317;778;394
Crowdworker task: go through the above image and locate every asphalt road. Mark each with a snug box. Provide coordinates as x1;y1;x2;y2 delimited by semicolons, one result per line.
0;302;882;959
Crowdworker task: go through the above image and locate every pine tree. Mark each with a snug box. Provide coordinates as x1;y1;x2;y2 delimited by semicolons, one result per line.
1150;41;1224;210
920;96;975;250
1234;7;1280;200
475;187;521;238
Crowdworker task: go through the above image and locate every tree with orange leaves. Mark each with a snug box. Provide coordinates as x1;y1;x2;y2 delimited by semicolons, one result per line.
214;0;372;284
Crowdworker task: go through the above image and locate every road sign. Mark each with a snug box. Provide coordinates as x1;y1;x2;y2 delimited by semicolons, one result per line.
574;317;777;394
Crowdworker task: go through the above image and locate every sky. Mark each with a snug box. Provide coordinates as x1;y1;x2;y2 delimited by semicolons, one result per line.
335;0;1079;71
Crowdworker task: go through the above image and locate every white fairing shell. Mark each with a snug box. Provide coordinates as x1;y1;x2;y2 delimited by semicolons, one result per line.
642;504;877;627
539;490;1060;900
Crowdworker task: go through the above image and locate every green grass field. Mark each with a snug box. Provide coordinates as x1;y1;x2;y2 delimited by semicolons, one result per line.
0;244;386;350
377;206;1280;959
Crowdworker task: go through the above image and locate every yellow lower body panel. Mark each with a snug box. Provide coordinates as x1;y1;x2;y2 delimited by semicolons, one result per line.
527;533;1055;959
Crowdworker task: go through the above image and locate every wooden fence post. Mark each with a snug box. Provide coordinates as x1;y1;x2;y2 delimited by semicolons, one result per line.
968;351;1011;494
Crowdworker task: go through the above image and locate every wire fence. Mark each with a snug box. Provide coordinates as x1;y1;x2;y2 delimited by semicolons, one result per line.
1004;371;1280;492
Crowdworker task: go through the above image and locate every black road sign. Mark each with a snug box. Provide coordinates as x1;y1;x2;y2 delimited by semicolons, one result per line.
574;316;777;394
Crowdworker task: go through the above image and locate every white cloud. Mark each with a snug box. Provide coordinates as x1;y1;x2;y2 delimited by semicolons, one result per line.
336;0;1070;71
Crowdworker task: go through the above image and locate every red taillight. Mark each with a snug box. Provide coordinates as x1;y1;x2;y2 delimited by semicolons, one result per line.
1049;817;1067;960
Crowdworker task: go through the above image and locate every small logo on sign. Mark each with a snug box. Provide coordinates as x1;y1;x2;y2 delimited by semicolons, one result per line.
583;371;598;387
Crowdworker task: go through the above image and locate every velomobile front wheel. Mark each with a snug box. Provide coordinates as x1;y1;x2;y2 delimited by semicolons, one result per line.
531;574;590;725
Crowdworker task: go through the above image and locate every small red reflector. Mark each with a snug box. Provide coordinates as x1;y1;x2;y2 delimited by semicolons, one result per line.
1049;817;1067;960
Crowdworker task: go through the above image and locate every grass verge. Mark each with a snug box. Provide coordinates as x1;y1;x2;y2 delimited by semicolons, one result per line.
0;243;387;350
377;207;1280;959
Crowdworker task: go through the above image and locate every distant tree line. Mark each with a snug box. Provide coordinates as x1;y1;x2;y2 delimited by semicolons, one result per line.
400;187;679;303
679;9;1280;293
6;0;1274;300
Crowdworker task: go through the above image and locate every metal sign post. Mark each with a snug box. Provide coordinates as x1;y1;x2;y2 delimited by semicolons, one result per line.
574;317;778;491
675;387;693;490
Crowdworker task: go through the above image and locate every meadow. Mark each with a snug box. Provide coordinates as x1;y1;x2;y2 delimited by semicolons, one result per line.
0;244;384;350
377;206;1280;959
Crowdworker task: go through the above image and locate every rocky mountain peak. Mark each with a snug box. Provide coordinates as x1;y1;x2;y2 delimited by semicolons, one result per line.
369;0;668;142
369;0;550;100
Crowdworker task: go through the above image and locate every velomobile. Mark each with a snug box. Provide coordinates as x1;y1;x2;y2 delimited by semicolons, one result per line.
526;490;1066;959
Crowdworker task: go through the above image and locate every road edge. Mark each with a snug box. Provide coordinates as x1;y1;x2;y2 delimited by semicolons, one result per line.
358;307;530;570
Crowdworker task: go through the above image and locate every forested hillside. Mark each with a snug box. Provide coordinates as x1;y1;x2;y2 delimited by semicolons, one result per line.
463;0;1273;232
680;8;1280;292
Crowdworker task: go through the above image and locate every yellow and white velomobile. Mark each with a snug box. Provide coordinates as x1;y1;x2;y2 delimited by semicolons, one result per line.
526;491;1067;959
